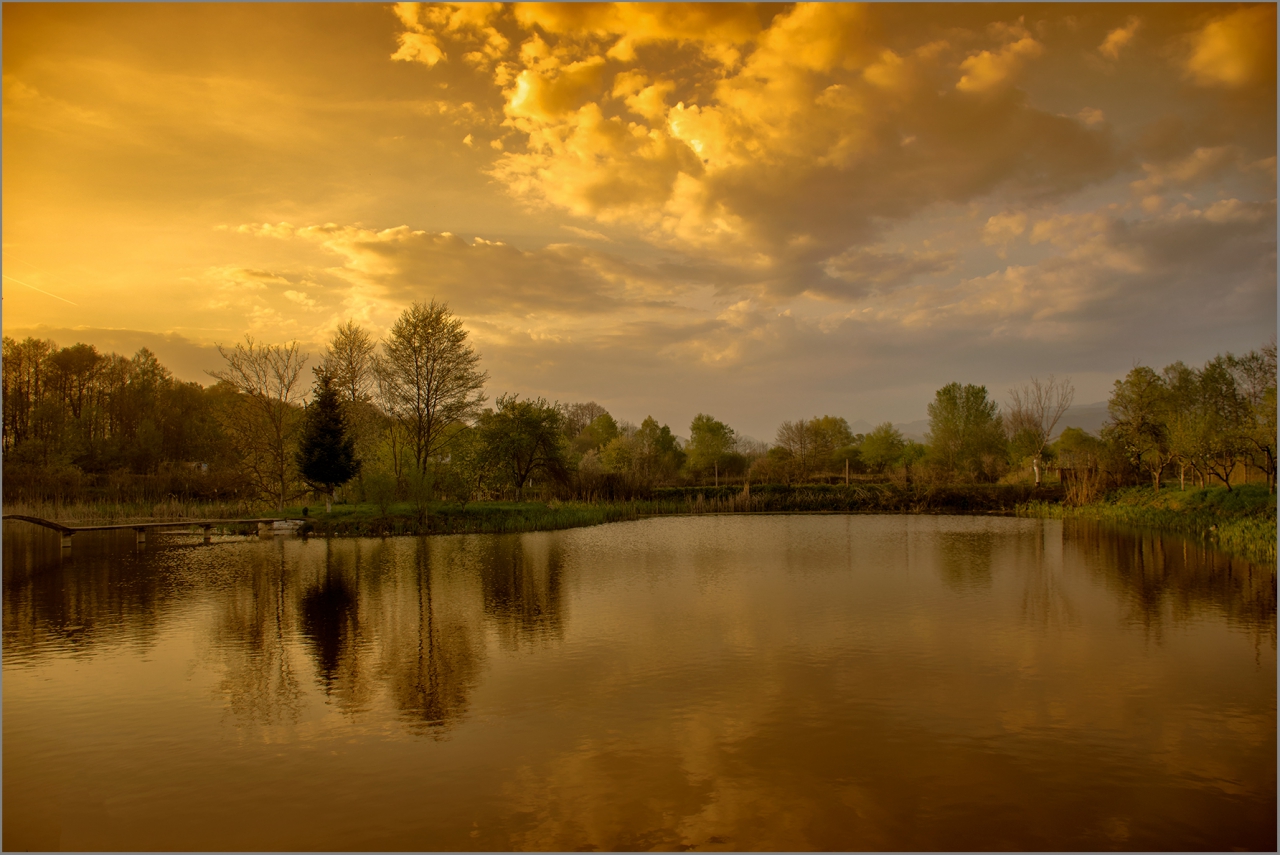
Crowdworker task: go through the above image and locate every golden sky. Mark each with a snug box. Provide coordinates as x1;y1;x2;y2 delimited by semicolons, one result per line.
3;3;1275;435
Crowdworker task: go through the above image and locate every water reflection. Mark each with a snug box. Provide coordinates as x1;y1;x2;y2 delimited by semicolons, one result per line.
476;536;566;649
3;516;1274;851
1067;520;1277;644
2;523;169;661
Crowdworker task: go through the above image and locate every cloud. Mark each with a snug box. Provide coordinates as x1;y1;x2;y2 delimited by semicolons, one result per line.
817;247;958;299
1182;5;1277;88
470;5;1116;301
956;34;1044;94
1098;18;1140;61
1128;146;1240;195
561;225;613;242
982;212;1028;256
236;221;711;318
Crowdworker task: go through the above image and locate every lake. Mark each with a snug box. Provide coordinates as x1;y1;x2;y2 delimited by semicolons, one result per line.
3;514;1275;851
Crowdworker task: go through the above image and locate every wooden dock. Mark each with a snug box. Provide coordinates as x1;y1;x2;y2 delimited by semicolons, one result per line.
2;515;305;549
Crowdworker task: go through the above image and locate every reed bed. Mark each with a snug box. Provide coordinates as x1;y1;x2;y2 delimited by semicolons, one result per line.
292;501;638;537
1018;484;1277;565
635;483;1060;516
2;498;265;526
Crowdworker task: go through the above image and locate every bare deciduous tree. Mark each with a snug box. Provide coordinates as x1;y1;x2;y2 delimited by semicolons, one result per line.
775;419;813;478
1006;375;1075;486
208;335;309;509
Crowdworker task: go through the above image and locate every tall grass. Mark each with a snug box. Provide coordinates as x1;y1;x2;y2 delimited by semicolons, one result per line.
636;483;1060;516
288;500;638;537
2;498;266;525
1019;484;1277;565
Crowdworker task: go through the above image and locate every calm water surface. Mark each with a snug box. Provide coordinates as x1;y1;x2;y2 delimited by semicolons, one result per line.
3;515;1275;851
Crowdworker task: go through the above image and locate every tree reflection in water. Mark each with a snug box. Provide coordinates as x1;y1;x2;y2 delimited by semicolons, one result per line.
1066;520;1277;646
213;540;304;726
3;520;1272;737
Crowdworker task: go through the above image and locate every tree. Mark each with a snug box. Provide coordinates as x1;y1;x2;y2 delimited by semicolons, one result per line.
1228;342;1278;491
1106;366;1173;491
861;422;906;473
926;383;1007;481
573;412;619;454
1195;356;1249;490
322;320;377;405
478;394;569;499
296;370;361;512
560;401;610;439
634;416;683;478
1005;375;1074;486
1161;362;1204;491
209;335;309;509
775;419;814;477
809;416;853;461
378;301;488;479
687;413;736;484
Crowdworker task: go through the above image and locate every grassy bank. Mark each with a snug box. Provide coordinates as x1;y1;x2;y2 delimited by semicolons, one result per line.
1018;484;1277;565
5;484;1060;537
637;483;1062;515
280;500;639;537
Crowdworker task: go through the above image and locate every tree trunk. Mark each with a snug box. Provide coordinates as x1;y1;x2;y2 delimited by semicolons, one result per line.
1032;456;1041;487
326;490;333;514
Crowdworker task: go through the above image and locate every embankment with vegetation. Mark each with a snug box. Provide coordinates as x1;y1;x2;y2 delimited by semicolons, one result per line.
275;483;1062;536
1019;484;1277;565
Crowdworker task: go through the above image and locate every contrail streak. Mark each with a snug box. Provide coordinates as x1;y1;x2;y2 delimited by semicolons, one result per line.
2;273;79;305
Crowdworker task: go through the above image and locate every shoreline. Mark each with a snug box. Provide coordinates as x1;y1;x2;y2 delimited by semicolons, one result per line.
6;483;1273;565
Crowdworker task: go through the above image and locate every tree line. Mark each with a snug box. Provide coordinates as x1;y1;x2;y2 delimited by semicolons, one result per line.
3;300;1274;507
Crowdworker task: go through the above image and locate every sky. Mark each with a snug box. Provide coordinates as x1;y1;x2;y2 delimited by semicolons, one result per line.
2;2;1276;439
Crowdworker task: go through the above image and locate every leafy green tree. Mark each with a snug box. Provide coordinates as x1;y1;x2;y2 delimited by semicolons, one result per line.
296;370;361;512
634;416;684;478
1228;342;1278;491
573;412;619;454
479;394;569;499
687;413;736;483
926;383;1007;481
1105;366;1173;491
600;435;636;472
1195;356;1249;490
861;422;906;473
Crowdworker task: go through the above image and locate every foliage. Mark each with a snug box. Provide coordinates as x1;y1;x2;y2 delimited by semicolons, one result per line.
295;370;361;508
572;412;619;454
478;394;570;499
686;413;736;479
926;382;1007;481
1019;484;1276;564
861;422;906;472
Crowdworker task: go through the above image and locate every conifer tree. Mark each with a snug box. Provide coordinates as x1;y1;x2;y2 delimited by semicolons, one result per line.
296;369;360;512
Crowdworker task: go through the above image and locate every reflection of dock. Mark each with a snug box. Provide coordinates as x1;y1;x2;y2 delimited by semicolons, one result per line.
2;514;305;549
